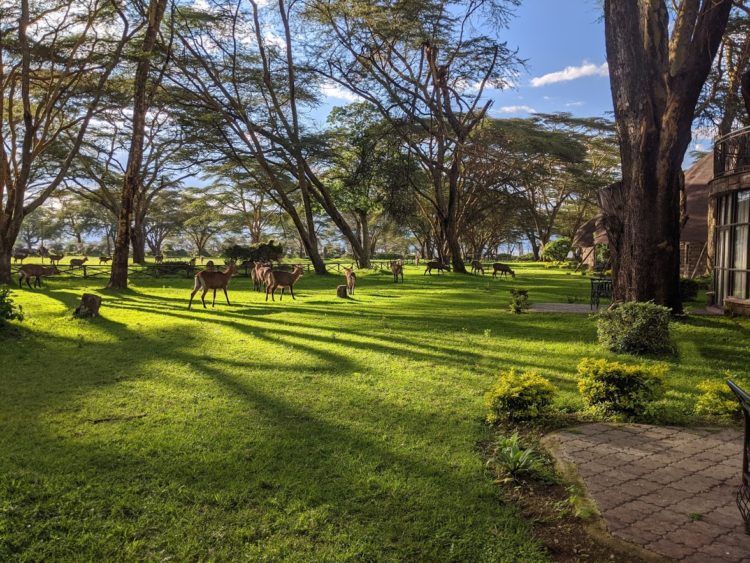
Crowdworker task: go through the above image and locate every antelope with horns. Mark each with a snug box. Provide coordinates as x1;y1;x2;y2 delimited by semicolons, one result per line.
18;264;60;288
492;263;515;278
389;260;403;283
48;253;64;265
265;265;303;302
343;265;356;295
188;262;238;309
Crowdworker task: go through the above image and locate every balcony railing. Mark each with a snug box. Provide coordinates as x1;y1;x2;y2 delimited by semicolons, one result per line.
715;126;750;178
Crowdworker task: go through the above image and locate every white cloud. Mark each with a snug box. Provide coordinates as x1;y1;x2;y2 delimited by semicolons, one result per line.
321;82;362;102
495;105;536;115
566;101;585;107
531;62;609;87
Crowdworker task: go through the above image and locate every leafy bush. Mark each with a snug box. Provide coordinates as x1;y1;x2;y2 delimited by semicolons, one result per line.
223;241;284;263
541;237;572;262
488;433;544;482
508;288;530;314
577;358;666;418
644;390;695;425
679;276;711;301
373;252;404;260
695;379;743;419
485;369;556;422
0;288;24;327
596;301;673;355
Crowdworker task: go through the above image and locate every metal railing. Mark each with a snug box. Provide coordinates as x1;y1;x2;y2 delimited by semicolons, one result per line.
715;126;750;178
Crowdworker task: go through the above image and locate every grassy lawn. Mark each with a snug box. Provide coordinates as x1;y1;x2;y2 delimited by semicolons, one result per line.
1;263;748;560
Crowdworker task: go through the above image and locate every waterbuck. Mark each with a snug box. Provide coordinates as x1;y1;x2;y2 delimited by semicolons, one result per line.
188;262;238;309
99;256;111;264
12;251;28;264
424;260;450;275
48;253;64;265
492;263;515;278
389;260;403;283
470;260;484;275
70;256;88;268
18;264;60;288
343;265;356;295
265;265;304;302
252;261;272;292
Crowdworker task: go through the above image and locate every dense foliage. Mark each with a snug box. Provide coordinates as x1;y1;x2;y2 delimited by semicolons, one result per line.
485;369;556;422
0;288;24;327
541;237;572;262
222;242;284;264
596;301;673;355
577;358;666;418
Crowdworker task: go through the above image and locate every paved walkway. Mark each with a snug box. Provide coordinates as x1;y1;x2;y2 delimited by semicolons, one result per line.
549;423;749;561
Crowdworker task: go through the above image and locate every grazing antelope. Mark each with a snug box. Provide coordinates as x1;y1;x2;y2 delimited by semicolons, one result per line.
189;257;196;267
265;265;304;302
18;264;60;288
389;260;403;283
99;256;111;264
252;261;271;292
343;265;356;295
70;256;88;268
492;263;515;278
424;260;450;275
471;260;485;275
12;252;28;263
48;253;64;265
154;254;164;264
188;262;238;309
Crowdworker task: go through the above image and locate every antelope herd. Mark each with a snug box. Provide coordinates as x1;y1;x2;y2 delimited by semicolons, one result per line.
11;250;520;308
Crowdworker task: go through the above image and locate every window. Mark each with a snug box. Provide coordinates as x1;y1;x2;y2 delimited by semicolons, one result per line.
715;189;750;303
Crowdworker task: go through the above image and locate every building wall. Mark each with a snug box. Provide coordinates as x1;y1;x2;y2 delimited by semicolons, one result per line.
680;241;708;278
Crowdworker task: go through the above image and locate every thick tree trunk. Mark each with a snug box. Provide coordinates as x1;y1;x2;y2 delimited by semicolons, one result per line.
108;0;167;289
0;240;12;285
357;210;371;268
603;0;732;312
130;221;146;264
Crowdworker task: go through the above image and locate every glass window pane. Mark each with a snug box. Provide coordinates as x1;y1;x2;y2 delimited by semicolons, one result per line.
722;229;732;267
733;225;748;269
738;191;750;223
733;271;747;298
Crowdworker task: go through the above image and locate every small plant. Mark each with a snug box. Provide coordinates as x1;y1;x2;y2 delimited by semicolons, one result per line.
566;295;580;304
488;432;543;482
577;358;666;419
508;288;530;314
695;378;743;419
596;301;673;355
485;369;556;423
0;288;24;327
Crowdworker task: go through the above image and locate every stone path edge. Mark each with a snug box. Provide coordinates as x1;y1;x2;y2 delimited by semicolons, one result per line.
541;432;668;562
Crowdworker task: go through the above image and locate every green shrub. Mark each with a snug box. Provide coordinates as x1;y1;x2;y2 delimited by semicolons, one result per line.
644;390;695;424
222;241;284;263
485;369;556;422
508;288;530;314
541;237;572;262
488;432;544;482
596;301;673;355
0;288;24;327
577;358;666;418
695;379;743;419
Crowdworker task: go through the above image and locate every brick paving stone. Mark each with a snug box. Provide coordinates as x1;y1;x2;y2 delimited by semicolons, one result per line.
550;423;750;562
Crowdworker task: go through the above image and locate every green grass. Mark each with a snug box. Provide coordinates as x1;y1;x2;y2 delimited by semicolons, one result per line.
1;263;748;560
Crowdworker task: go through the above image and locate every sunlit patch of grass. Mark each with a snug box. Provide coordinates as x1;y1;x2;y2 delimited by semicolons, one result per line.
0;263;747;560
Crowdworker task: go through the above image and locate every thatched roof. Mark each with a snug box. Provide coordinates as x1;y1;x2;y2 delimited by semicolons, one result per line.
572;214;608;248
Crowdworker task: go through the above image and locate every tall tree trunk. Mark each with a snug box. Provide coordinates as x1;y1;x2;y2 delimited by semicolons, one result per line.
130;223;146;264
603;0;732;312
0;238;12;284
357;210;371;268
108;0;168;289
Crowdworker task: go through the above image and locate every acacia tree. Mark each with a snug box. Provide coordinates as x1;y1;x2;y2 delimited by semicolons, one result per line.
307;0;520;272
603;0;733;311
0;0;130;282
109;0;169;288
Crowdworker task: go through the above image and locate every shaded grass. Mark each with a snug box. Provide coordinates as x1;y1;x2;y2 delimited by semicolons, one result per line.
1;263;747;560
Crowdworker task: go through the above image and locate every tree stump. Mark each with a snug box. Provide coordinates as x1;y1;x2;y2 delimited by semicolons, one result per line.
336;285;349;299
73;293;102;318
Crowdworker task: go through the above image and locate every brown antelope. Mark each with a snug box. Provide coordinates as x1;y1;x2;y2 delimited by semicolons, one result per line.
389;260;403;283
13;251;28;263
265;265;304;302
343;265;356;295
154;254;164;264
492;263;515;278
252;261;272;292
471;260;485;275
18;264;60;288
99;256;111;264
189;257;197;267
424;260;450;275
48;253;64;265
188;262;238;309
71;256;88;268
